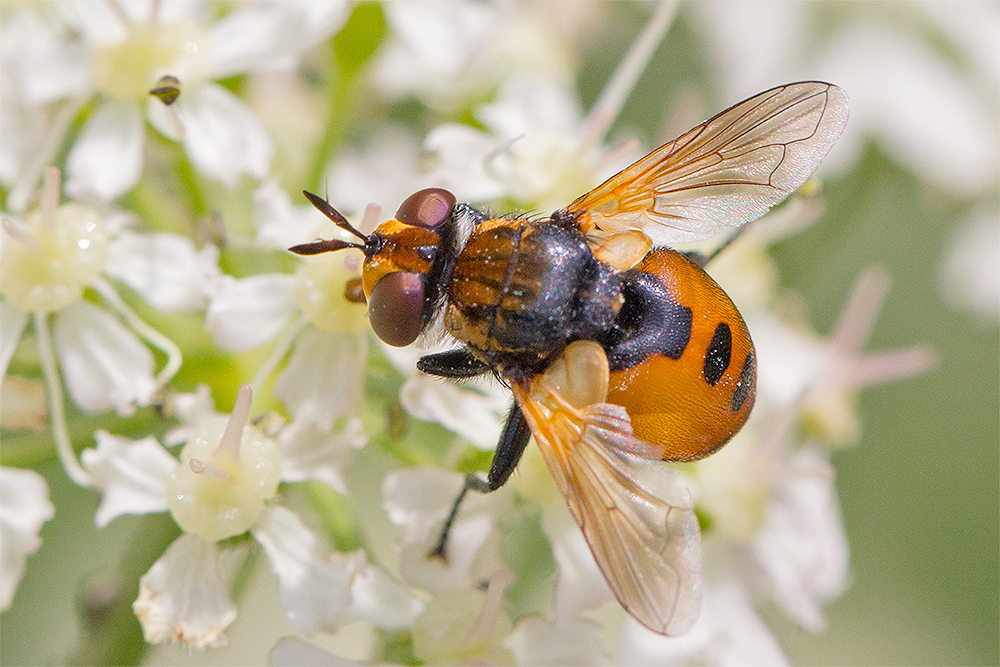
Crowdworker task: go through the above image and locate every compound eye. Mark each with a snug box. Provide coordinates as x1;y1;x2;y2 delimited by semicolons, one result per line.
395;188;456;229
367;272;425;346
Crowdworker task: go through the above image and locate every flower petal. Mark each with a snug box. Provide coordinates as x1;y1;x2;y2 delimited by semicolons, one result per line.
0;467;54;610
133;534;237;649
378;342;510;450
750;451;848;631
104;231;221;312
323;125;426;218
269;637;362;667
939;208;1000;320
252;179;329;250
616;575;788;666
252;506;354;635
81;431;178;528
0;376;47;431
278;417;366;493
383;468;497;593
66;100;144;200
53;301;156;415
163;385;218;447
205;273;296;351
423;123;505;202
174;83;273;187
0;301;28;378
202;1;349;79
274;329;366;429
507;616;609;667
398;374;506;450
1;9;92;105
348;560;424;630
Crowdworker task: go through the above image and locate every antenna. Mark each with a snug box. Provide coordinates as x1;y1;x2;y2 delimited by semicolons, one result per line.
303;191;368;243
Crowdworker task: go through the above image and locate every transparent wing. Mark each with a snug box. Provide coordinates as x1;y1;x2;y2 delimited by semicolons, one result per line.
567;81;849;245
513;384;702;636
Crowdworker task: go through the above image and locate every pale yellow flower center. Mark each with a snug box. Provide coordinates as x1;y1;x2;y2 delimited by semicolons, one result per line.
0;204;108;314
166;387;281;542
91;22;201;101
293;249;370;333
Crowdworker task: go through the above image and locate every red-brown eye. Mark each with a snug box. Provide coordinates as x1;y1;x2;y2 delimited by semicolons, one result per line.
367;272;425;346
395;188;456;228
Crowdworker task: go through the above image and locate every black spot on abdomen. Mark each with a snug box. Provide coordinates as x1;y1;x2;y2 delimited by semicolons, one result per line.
703;322;732;386
731;351;754;412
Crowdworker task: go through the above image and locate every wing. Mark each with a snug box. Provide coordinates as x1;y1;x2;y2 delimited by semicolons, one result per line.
512;378;701;636
568;81;849;245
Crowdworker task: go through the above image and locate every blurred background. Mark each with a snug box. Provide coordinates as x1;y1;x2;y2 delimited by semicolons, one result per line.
1;1;996;665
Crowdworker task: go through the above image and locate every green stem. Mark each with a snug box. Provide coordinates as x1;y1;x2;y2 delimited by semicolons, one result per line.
69;513;181;667
304;63;356;191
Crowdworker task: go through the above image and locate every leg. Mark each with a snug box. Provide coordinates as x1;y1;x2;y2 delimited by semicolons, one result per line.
685;221;753;267
429;401;531;559
417;348;490;378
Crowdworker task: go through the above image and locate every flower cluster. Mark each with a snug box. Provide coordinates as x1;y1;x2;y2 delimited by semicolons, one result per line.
3;2;980;666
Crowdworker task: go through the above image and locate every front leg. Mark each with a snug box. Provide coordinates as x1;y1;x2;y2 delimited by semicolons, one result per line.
429;400;531;559
417;348;490;378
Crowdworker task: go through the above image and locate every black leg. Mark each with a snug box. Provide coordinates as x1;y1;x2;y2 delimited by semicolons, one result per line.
686;220;754;267
429;401;531;560
417;348;490;378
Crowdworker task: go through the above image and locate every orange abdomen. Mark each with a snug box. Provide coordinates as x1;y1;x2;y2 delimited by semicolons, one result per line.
605;249;755;461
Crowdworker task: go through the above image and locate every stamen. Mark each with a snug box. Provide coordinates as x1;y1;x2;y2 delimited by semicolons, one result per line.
464;569;513;645
845;346;937;389
359;202;382;235
189;457;231;480
40;166;61;237
149;75;181;106
830;266;890;355
1;217;40;248
582;1;678;150
217;384;253;460
483;134;524;182
105;0;133;27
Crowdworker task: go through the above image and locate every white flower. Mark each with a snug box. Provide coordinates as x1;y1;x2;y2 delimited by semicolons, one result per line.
82;384;412;648
82;432;178;528
420;1;676;213
373;1;581;113
380;341;510;451
749;450;848;631
205;182;370;429
252;506;423;636
425;74;639;213
939;208;1000;321
0;467;55;610
508;615;611;667
615;574;789;666
1;167;209;486
410;571;515;665
692;2;1000;195
383;467;509;594
323;126;430;222
133;534;239;650
1;0;348;205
